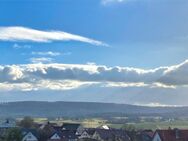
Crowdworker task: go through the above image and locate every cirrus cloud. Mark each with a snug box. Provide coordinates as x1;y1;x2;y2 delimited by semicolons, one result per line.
31;51;71;57
0;26;108;46
31;51;61;56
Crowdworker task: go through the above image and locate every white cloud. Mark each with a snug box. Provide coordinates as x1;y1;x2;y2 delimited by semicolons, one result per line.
0;60;188;92
31;51;71;56
134;102;183;107
29;57;54;64
0;65;24;82
13;43;31;49
31;51;61;56
0;26;108;46
1;61;188;105
0;80;96;91
159;60;188;85
103;82;148;88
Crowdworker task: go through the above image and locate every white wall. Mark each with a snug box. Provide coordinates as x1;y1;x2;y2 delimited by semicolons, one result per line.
22;132;38;141
152;132;161;141
50;133;61;140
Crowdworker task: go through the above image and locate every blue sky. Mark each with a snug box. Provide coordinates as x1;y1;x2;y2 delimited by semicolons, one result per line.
1;0;188;67
0;0;188;106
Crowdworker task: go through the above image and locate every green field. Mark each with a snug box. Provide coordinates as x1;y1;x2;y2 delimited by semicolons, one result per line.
32;118;188;130
33;118;107;128
109;120;188;130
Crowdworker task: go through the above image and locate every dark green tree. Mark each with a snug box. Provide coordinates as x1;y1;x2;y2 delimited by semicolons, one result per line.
5;128;22;141
18;116;34;128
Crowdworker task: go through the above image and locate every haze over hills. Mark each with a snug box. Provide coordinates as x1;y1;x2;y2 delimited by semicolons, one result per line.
0;101;188;118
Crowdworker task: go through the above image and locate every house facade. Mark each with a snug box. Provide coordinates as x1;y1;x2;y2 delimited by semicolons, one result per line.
50;132;61;140
22;131;38;141
152;132;161;141
79;130;91;139
79;128;96;139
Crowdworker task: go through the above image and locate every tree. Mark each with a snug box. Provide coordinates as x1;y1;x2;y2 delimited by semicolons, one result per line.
5;128;22;141
19;116;34;128
38;122;54;141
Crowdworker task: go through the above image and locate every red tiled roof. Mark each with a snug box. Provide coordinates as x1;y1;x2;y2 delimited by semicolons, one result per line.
156;129;188;141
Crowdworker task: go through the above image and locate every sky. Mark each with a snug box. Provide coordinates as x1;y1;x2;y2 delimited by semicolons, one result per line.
0;0;188;106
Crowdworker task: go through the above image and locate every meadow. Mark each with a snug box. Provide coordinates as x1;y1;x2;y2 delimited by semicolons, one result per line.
33;117;188;130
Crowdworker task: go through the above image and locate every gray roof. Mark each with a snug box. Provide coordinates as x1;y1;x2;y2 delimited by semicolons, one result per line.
95;129;131;141
62;123;81;131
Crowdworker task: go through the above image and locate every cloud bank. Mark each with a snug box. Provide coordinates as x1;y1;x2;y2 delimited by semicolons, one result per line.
0;26;107;46
1;60;188;92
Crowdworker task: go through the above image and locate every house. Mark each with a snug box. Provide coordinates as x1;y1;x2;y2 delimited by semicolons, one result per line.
22;129;39;141
48;131;63;141
38;122;58;141
61;130;78;141
61;123;84;135
0;119;16;139
152;128;188;141
48;130;78;141
39;121;58;130
136;130;154;141
0;119;16;129
92;129;117;141
50;132;61;140
39;121;59;135
92;129;131;141
62;123;81;131
79;128;96;139
112;129;131;141
97;125;111;130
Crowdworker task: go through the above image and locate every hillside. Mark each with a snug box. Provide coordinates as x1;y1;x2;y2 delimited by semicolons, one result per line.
0;101;188;118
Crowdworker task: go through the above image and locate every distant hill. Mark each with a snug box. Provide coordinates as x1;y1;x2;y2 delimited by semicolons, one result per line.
0;101;188;118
